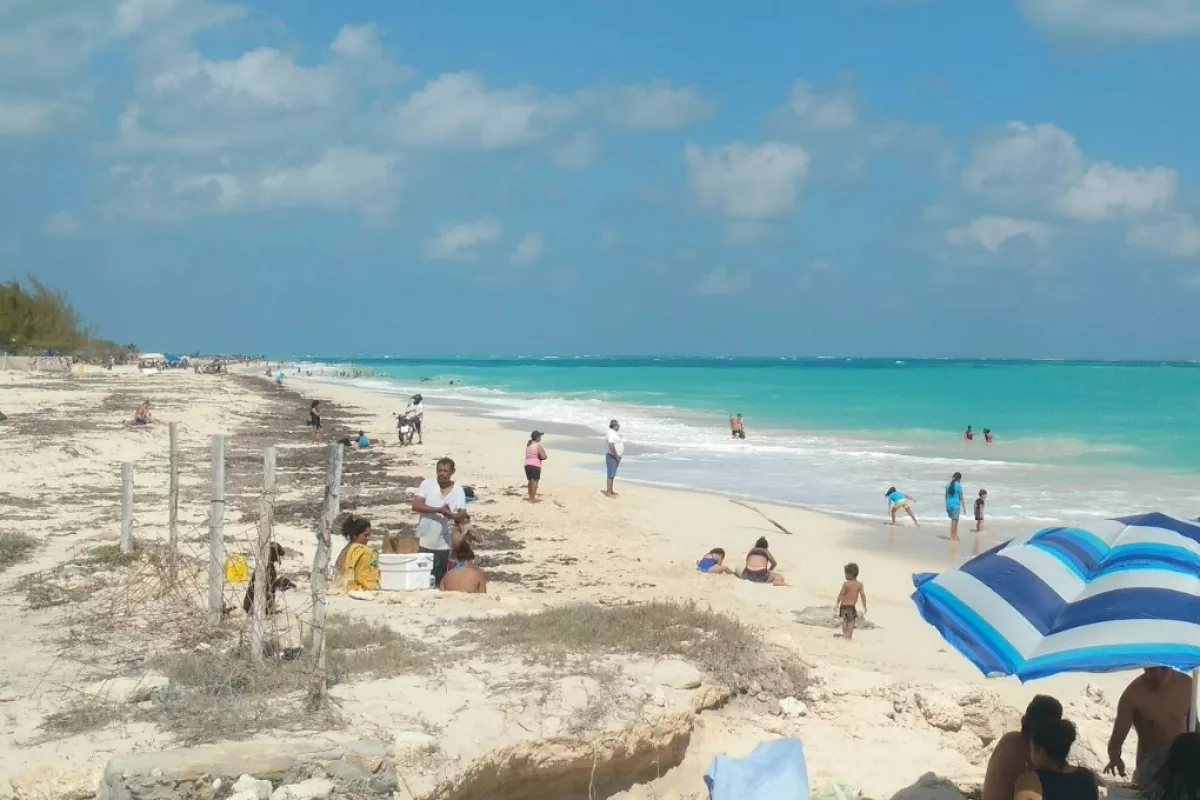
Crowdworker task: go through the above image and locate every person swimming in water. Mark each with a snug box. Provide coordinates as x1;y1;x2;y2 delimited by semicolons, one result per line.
964;425;974;442
884;487;919;527
984;428;993;444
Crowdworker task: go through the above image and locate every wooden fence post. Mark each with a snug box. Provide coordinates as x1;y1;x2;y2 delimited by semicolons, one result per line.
308;442;344;706
207;435;226;625
168;422;179;569
251;446;277;665
119;463;134;554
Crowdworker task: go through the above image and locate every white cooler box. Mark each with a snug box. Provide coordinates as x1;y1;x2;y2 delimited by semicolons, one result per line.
379;553;434;591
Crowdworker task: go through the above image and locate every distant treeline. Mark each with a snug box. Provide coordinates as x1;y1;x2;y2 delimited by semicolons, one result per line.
0;277;134;361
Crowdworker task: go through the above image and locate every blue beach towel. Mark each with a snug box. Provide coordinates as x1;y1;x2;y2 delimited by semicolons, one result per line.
704;738;810;800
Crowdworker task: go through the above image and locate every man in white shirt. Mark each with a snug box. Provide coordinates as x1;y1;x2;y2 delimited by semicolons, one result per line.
604;419;624;498
411;457;468;585
405;394;424;444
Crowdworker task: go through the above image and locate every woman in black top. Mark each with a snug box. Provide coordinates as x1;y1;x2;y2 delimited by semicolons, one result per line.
1141;732;1200;800
1014;719;1098;800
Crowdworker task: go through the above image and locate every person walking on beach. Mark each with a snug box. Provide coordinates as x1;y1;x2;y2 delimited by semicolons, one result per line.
945;471;965;541
604;419;623;498
309;400;322;440
885;487;919;527
411;457;470;587
405;394;424;445
524;431;547;502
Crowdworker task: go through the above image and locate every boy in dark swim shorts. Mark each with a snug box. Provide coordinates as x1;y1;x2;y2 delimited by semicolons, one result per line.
835;563;867;641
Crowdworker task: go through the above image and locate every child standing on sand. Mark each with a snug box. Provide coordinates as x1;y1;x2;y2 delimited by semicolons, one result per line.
974;489;987;533
836;563;867;641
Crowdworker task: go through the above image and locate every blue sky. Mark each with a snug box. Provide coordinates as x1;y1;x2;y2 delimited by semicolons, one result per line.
3;0;1200;358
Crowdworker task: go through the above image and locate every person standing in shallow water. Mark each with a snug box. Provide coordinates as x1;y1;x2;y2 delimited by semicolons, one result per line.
945;471;965;542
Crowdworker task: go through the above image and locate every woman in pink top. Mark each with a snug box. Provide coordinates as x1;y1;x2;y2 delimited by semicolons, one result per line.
524;431;548;502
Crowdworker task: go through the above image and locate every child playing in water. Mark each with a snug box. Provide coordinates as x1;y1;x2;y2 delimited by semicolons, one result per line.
835;563;867;641
696;548;736;575
974;489;987;533
885;487;919;527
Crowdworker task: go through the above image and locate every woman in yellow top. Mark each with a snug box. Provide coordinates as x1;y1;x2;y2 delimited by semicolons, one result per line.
335;515;380;592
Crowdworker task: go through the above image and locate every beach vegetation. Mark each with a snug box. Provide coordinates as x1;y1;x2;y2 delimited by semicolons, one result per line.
0;277;132;359
458;600;809;698
0;531;36;572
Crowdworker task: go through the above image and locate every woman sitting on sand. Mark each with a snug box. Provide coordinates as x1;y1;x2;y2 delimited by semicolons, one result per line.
133;400;152;426
1013;718;1098;800
335;515;380;592
740;537;785;586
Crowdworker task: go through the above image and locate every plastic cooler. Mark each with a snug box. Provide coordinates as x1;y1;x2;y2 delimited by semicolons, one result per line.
379;553;434;591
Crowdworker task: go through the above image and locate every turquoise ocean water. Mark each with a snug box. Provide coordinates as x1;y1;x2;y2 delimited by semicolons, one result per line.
298;358;1200;527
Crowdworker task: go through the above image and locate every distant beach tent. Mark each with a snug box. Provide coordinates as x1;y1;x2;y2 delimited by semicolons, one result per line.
164;354;183;364
912;513;1200;729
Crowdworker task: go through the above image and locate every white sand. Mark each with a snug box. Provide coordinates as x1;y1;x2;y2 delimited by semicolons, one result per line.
0;368;1139;799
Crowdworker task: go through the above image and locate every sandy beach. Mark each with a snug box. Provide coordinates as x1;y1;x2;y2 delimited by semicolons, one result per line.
0;366;1142;799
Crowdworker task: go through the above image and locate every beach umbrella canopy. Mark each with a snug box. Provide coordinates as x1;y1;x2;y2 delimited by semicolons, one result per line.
912;513;1200;682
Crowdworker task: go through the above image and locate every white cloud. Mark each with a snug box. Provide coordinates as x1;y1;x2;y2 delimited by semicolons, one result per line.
946;216;1052;253
963;122;1177;221
695;268;750;296
0;98;58;135
424;218;502;261
551;130;602;170
510;232;544;265
330;23;382;57
153;48;336;109
116;0;183;37
1127;214;1200;259
1018;0;1200;39
775;80;858;131
685;142;811;219
42;211;83;236
394;73;545;149
568;80;715;132
256;148;399;210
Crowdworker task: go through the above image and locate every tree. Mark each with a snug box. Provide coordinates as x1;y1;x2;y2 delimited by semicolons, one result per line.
0;277;126;359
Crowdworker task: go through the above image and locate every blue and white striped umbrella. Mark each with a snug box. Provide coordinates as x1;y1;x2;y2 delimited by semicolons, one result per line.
911;512;1200;682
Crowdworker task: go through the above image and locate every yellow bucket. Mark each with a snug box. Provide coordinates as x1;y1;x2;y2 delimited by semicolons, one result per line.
224;554;249;583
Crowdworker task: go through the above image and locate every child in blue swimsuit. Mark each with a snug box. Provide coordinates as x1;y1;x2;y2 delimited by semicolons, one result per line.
697;548;735;575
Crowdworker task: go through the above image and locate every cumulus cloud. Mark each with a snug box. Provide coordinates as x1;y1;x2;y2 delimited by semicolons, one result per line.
946;215;1052;253
774;80;858;131
550;130;603;171
424;219;502;261
684;142;811;219
1127;214;1200;259
567;80;715;132
695;268;750;296
0;98;58;135
1018;0;1200;39
42;211;83;236
962;122;1177;221
510;233;544;265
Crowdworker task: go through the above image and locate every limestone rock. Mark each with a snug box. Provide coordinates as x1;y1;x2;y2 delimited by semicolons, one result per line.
270;778;334;800
84;673;169;705
653;659;703;690
232;774;272;800
779;697;809;719
812;783;863;800
915;690;964;732
11;766;97;800
889;772;967;800
229;791;261;800
690;684;730;714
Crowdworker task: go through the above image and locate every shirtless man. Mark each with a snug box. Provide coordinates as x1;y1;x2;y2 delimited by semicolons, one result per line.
1105;667;1193;785
981;695;1062;800
439;544;487;594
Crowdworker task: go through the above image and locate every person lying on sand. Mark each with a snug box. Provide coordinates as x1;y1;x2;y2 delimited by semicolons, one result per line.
697;548;736;575
740;537;785;586
133;400;152;426
440;543;487;593
335;515;380;592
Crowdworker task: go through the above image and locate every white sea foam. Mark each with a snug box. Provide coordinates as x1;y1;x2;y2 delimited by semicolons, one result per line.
301;368;1200;527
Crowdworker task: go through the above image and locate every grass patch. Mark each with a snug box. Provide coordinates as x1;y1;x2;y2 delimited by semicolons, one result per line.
14;573;93;609
79;544;139;570
40;702;126;737
0;531;36;572
460;601;808;699
145;614;434;744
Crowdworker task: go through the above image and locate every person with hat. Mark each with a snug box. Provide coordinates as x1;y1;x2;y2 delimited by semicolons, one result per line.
524;430;548;502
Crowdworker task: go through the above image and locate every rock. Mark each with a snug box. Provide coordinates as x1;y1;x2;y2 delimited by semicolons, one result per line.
653;659;703;690
232;774;273;800
779;697;808;719
370;763;400;794
915;690;964;732
889;772;967;800
651;688;668;707
84;673;169;705
229;791;261;800
394;731;438;763
321;759;369;785
271;778;334;800
812;783;863;800
690;684;730;714
801;685;828;704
